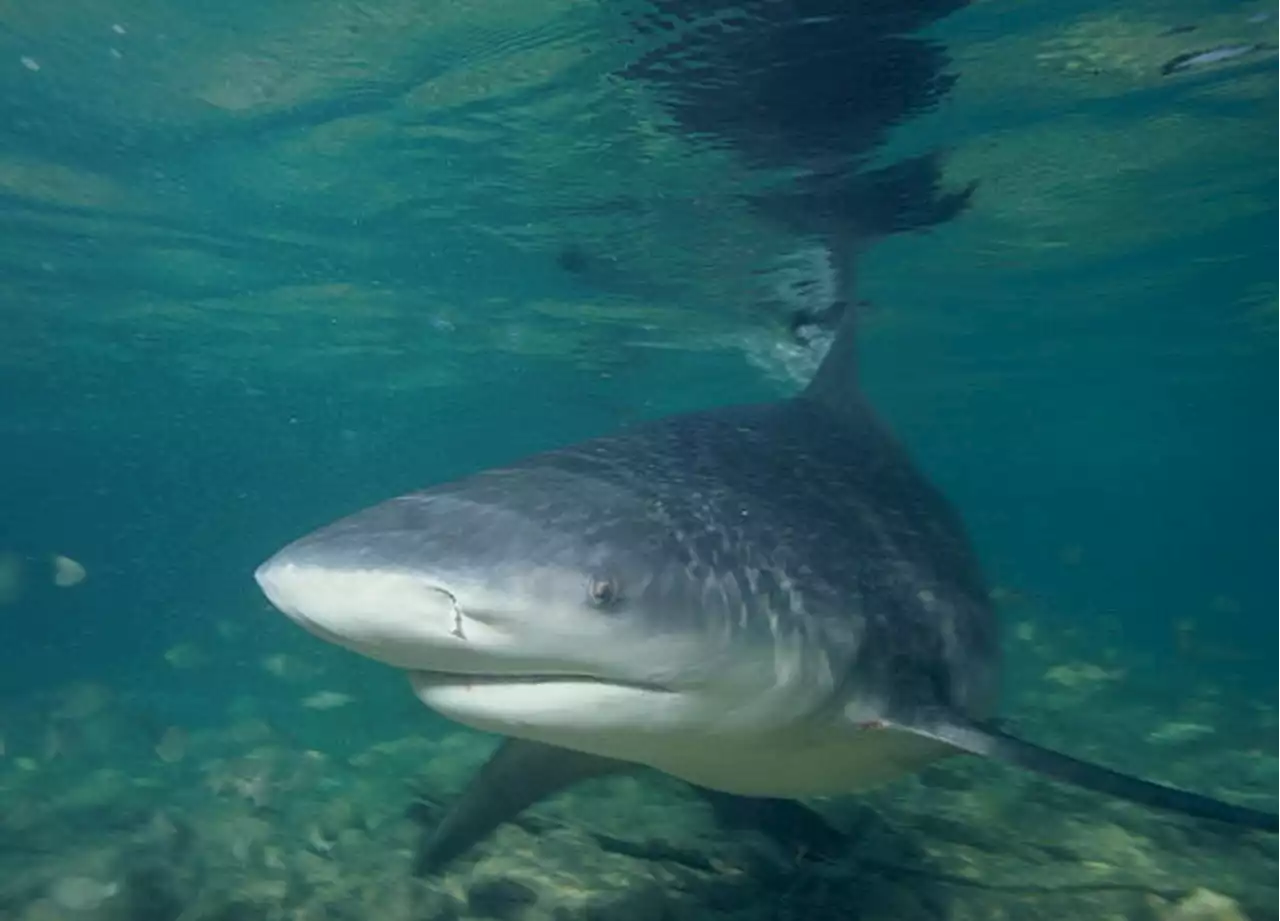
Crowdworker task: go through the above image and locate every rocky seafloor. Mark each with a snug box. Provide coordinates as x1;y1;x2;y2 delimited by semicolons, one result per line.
1;618;1274;921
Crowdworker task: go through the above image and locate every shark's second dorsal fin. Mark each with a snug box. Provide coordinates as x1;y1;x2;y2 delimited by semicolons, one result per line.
890;712;1278;833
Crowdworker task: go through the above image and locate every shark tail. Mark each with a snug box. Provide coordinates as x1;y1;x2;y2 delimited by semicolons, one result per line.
894;714;1277;833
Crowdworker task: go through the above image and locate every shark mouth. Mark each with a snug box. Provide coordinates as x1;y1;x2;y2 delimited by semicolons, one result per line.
406;670;687;737
408;670;672;693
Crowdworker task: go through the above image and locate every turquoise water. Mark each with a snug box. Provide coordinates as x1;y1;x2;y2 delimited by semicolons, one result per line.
0;1;1275;919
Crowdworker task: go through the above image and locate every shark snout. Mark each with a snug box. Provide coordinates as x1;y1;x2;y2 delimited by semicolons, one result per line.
254;556;297;618
254;553;352;644
253;541;471;671
255;558;366;657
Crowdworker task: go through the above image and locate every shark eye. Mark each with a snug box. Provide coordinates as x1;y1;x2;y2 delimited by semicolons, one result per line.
586;576;621;608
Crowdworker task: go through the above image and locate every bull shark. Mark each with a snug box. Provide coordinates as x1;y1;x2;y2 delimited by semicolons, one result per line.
255;300;1277;874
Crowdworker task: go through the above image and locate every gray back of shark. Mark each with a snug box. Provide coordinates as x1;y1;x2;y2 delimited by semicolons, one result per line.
256;306;1277;875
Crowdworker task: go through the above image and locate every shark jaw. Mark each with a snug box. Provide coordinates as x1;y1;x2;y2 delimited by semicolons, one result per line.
407;670;688;736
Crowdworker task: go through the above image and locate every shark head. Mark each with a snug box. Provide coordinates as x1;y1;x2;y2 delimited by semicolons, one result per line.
255;458;842;753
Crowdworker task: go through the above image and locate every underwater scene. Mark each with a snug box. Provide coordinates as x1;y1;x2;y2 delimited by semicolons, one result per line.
0;0;1275;919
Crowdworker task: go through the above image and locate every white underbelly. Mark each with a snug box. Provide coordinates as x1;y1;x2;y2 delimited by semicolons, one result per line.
411;673;957;797
455;713;951;797
629;726;953;796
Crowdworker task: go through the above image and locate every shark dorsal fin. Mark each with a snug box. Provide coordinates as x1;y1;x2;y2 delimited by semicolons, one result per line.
891;712;1278;833
802;300;861;410
798;238;866;418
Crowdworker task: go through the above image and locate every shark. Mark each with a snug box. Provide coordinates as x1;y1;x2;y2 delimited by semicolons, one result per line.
254;296;1277;874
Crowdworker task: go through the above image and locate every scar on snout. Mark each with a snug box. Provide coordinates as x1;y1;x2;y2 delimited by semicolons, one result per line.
449;596;467;640
428;585;466;640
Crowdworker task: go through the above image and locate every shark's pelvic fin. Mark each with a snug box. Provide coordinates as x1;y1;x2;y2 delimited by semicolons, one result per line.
891;713;1278;833
414;738;631;875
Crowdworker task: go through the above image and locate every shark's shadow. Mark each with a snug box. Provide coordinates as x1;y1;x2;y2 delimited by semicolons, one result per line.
407;776;952;920
554;0;977;285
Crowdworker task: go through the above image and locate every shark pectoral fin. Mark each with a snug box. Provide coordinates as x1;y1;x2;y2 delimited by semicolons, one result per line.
414;738;633;876
889;713;1278;834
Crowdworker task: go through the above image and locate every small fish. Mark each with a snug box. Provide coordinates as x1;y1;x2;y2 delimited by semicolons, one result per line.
1058;544;1084;566
989;585;1028;606
301;690;355;710
54;683;111;720
1161;43;1269;75
154;726;188;763
50;877;120;912
215;619;244;640
163;643;206;670
0;552;23;605
1209;595;1242;615
262;653;321;682
51;554;86;588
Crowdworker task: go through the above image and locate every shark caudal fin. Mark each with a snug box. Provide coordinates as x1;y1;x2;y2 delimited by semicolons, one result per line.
892;712;1277;833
